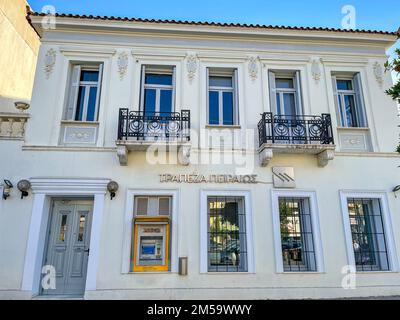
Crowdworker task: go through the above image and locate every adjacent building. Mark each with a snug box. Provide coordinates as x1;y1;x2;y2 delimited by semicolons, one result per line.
0;11;399;299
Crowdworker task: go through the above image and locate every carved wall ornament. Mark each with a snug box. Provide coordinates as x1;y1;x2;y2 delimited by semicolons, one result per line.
247;56;259;81
117;51;129;80
44;48;57;79
373;61;384;88
311;58;322;83
186;53;198;82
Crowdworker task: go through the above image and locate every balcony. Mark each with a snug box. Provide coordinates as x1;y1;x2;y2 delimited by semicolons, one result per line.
116;108;191;165
257;112;335;167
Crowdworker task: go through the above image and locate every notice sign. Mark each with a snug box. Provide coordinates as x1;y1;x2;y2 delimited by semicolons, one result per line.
159;173;258;184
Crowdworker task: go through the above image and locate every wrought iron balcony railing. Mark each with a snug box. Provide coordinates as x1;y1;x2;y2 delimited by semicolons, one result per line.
117;108;191;142
257;112;334;147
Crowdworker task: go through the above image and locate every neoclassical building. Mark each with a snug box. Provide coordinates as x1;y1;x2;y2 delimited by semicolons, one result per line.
0;11;399;299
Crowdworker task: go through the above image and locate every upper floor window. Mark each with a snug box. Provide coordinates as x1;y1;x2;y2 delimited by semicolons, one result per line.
140;65;175;116
332;73;367;128
269;70;303;116
64;64;103;121
207;68;238;125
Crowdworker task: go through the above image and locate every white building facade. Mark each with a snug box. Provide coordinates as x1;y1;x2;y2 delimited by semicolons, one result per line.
0;12;400;299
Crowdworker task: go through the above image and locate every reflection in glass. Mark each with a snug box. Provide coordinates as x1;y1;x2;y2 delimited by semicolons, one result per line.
336;79;353;91
160;90;172;114
59;214;68;242
347;198;389;271
207;197;247;272
80;70;99;82
144;89;156;116
145;74;172;86
208;91;219;125
282;93;296;116
279;198;316;272
86;87;98;121
209;76;232;87
78;214;86;242
75;87;86;121
222;92;234;125
344;95;357;127
276;78;294;89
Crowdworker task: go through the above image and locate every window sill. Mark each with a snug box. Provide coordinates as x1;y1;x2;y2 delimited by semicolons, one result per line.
205;125;241;129
337;127;369;131
355;270;399;274
60;120;99;125
278;271;326;275
204;272;254;275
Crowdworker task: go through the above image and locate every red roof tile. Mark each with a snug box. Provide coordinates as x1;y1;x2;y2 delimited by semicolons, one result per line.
27;11;399;37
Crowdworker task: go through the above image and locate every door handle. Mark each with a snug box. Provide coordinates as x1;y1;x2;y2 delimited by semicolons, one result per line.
84;248;90;254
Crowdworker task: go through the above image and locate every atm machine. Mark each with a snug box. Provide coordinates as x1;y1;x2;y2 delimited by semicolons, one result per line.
132;216;169;272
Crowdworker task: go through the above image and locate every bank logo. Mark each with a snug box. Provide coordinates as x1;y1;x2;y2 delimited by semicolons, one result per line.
272;167;296;188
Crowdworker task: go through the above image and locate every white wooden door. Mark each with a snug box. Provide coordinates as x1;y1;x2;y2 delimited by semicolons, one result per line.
42;200;93;296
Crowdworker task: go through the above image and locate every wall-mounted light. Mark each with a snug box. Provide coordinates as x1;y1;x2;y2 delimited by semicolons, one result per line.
107;181;119;200
17;180;31;199
14;101;30;112
2;180;13;200
393;185;400;198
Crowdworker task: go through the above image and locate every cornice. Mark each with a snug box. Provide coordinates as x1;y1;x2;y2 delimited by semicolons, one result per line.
29;15;397;47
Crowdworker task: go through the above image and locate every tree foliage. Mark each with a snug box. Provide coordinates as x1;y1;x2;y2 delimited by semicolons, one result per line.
385;47;400;153
384;48;400;101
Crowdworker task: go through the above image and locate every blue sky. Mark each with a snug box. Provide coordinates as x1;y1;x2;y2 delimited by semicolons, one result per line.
28;0;399;61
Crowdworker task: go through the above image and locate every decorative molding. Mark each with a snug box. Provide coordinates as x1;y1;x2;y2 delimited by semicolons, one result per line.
259;148;273;167
247;55;259;81
29;178;110;194
22;145;116;152
373;61;384;88
117;51;129;80
44;48;57;79
338;129;371;152
0;112;30;140
117;145;128;166
186;53;198;82
317;149;335;167
178;145;191;166
60;123;98;145
59;46;116;57
310;58;322;83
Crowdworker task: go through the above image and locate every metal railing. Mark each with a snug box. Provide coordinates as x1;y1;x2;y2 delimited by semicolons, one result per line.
258;112;334;147
117;109;191;142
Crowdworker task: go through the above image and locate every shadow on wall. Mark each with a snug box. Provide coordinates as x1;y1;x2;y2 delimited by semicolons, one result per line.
0;95;31;112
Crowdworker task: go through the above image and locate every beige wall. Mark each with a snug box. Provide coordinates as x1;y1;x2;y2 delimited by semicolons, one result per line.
0;0;39;111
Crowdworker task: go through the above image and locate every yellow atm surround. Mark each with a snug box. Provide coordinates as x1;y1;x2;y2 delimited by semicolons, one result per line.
132;216;170;272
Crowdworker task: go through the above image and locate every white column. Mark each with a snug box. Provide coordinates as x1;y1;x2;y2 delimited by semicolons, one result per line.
21;194;49;295
85;193;106;291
